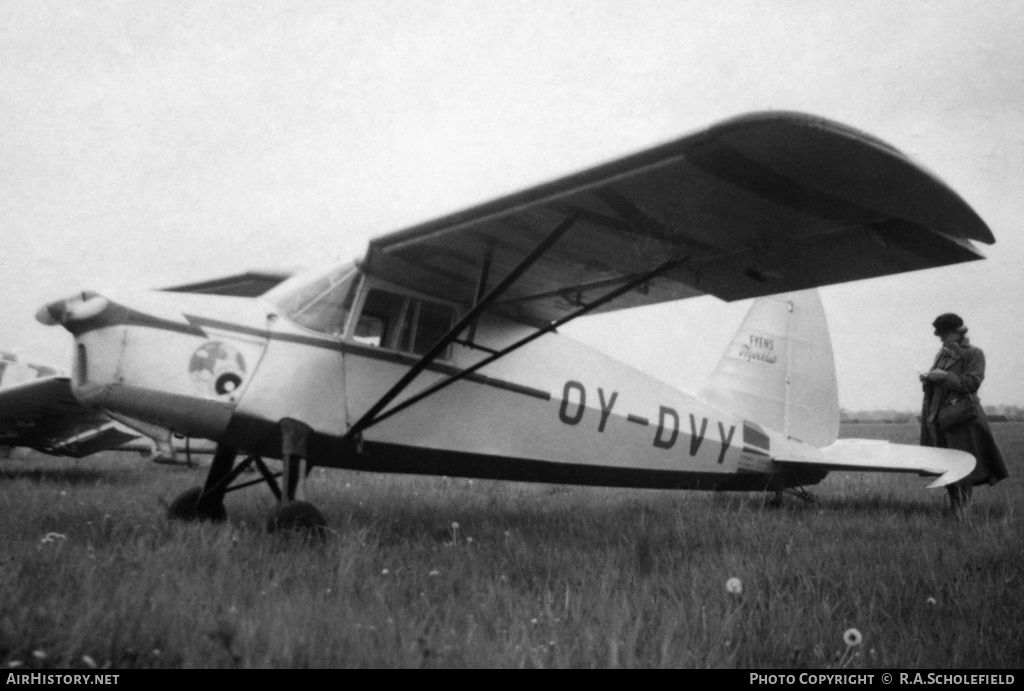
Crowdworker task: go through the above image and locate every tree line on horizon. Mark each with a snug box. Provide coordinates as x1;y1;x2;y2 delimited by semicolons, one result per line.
840;404;1024;424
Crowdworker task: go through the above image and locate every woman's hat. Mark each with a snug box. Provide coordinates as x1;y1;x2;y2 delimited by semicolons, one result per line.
932;313;964;334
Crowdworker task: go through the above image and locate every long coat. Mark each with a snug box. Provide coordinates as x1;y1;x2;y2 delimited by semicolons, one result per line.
920;341;1009;486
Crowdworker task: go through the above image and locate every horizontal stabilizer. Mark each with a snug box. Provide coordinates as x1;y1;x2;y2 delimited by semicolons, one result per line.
775;438;975;489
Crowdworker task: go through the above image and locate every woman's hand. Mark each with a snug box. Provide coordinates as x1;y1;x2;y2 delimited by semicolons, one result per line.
941;336;964;358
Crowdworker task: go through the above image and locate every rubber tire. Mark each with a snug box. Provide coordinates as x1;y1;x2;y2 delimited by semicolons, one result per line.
266;500;328;539
167;486;227;522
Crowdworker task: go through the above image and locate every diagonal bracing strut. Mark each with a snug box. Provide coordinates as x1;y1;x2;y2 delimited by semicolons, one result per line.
346;212;579;439
351;253;691;434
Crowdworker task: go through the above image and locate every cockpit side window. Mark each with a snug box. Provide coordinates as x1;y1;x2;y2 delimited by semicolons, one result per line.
267;266;358;337
353;289;409;349
413;300;455;355
353;287;456;360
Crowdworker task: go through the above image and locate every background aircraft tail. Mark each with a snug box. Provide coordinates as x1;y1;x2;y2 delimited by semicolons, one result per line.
699;290;839;448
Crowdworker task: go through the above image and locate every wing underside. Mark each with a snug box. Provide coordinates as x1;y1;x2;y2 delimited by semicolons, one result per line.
363;112;991;324
775;438;976;489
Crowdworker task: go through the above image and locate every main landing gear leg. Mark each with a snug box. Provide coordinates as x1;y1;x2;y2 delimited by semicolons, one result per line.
167;444;238;521
266;418;328;537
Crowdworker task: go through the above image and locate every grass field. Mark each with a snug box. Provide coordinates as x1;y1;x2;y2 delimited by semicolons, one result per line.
0;423;1021;669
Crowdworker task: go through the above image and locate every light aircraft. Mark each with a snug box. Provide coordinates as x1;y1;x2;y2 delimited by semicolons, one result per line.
0;350;219;464
24;112;992;533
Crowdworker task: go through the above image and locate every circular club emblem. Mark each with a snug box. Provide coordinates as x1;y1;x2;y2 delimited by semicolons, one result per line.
189;341;247;399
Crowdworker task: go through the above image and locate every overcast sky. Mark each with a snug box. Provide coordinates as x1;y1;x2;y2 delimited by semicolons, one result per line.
2;1;1023;411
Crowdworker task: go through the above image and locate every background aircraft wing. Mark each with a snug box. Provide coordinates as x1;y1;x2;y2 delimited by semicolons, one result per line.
362;111;992;324
161;269;296;297
0;377;140;458
775;438;976;489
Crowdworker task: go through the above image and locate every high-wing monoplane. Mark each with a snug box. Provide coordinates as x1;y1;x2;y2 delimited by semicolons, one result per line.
30;112;991;532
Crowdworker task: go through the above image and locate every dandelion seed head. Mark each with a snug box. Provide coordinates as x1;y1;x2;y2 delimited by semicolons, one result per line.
451;521;460;530
843;628;863;647
725;577;743;595
381;569;389;575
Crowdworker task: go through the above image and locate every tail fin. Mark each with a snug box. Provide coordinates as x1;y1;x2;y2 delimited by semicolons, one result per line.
698;290;839;448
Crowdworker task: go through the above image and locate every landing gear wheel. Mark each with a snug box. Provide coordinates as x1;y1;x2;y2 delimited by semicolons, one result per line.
266;501;328;539
167;486;227;522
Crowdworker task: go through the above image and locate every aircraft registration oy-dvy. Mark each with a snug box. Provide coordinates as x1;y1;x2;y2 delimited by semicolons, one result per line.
14;112;995;533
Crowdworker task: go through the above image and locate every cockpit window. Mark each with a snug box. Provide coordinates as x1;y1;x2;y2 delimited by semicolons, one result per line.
353;289;407;348
353;288;456;359
265;265;358;337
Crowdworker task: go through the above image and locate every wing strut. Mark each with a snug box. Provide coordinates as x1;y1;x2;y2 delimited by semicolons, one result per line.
351;253;691;434
464;243;494;347
346;213;580;439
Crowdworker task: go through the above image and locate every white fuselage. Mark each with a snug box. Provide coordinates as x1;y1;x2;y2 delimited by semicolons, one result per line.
58;268;825;490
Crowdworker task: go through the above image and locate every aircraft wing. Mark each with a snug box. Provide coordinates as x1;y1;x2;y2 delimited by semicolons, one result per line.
775;438;976;489
0;377;140;458
162;269;296;297
362;111;991;324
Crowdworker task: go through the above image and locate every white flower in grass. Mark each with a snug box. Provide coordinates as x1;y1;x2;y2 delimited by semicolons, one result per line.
32;650;46;660
81;655;97;669
844;628;862;647
381;568;389;575
6;661;22;668
40;532;67;544
926;597;937;606
725;577;743;596
429;570;440;577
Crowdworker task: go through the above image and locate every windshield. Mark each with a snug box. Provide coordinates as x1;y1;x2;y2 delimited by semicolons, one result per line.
264;264;359;337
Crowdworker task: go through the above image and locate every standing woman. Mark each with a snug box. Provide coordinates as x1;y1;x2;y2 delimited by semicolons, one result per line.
920;313;1009;514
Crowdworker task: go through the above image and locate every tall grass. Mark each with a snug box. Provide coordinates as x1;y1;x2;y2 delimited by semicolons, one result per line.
0;423;1020;668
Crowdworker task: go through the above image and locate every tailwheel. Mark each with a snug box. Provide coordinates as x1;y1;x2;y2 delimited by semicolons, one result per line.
266;500;328;538
167;486;227;522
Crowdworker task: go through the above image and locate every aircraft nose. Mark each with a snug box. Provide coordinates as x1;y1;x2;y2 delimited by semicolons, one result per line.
35;293;110;329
